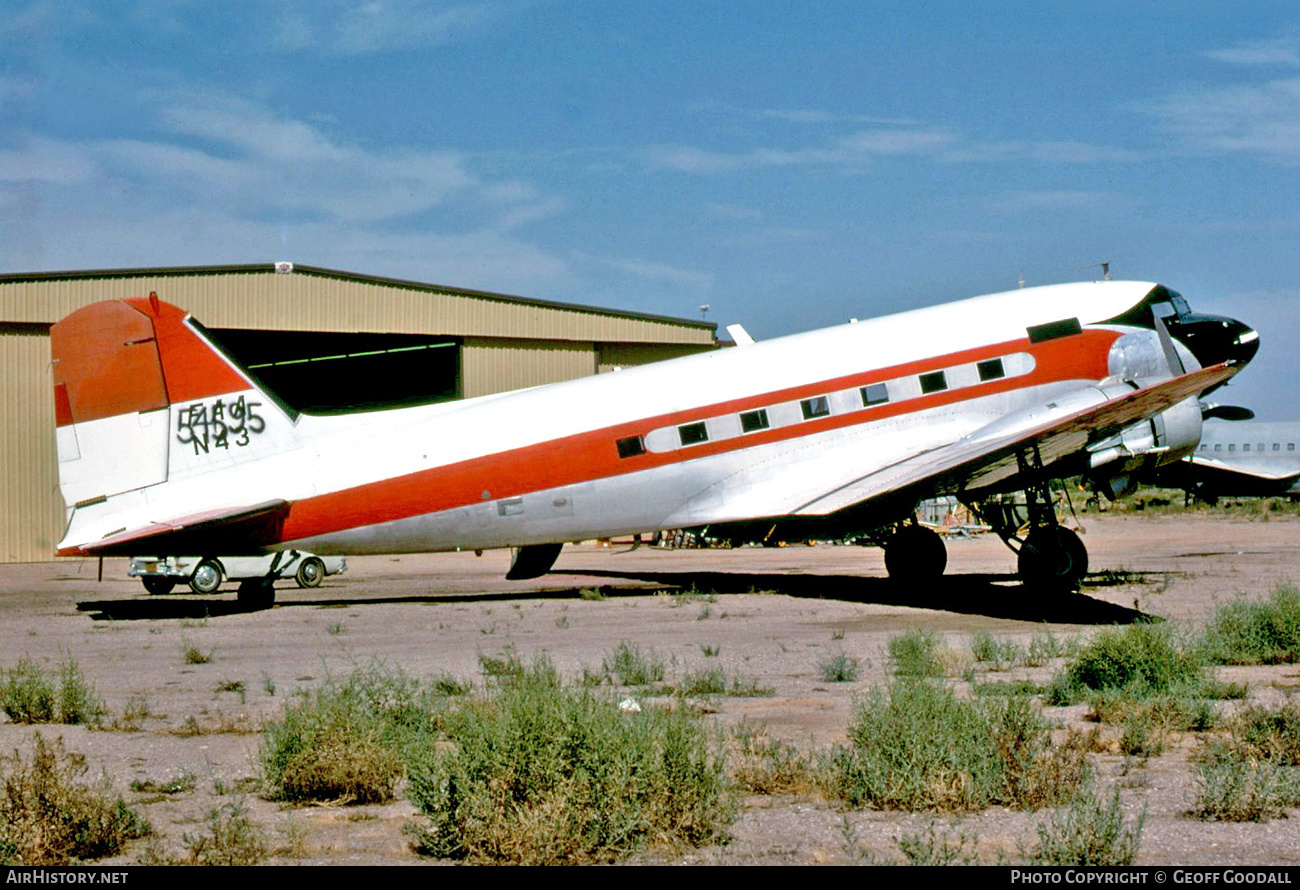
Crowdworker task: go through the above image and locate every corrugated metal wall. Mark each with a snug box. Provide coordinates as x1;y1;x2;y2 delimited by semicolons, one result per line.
0;331;63;562
0;266;717;562
461;338;597;398
0;268;716;345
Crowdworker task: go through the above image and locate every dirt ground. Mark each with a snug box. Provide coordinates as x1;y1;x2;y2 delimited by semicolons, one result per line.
0;511;1297;866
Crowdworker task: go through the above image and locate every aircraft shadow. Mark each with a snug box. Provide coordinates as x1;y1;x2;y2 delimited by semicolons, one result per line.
553;569;1152;625
77;570;1152;625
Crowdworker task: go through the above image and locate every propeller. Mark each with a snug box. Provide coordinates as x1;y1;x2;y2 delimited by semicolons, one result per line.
1200;403;1255;422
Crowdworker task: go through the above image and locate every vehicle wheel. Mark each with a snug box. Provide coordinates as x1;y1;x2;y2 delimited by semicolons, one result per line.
237;578;276;610
295;557;325;588
884;525;948;581
141;576;176;595
1018;527;1088;590
188;560;224;594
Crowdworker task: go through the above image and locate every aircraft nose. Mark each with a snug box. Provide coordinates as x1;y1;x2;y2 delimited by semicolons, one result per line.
1168;314;1259;369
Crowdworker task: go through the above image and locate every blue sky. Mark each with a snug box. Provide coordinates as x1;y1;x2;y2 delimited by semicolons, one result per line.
4;1;1299;418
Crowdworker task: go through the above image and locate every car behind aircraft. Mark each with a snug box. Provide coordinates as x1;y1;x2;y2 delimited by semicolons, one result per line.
128;551;347;595
49;280;1257;606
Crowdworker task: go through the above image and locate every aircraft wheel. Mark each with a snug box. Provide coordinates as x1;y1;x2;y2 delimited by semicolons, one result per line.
189;560;224;594
884;525;947;581
237;578;276;610
141;576;176;595
1018;527;1088;590
295;557;325;588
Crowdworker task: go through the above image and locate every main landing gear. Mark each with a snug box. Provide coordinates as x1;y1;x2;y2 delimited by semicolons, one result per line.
882;523;948;583
966;459;1089;592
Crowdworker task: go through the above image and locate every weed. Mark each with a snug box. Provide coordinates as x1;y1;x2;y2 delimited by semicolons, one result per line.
696;605;712;620
1189;703;1300;821
555;614;570;629
214;679;246;703
888;629;942;677
183;800;267;866
1048;623;1205;704
0;734;150;865
327;622;346;636
433;673;472;697
827;681;1090;812
1030;788;1144;866
895;822;980;866
182;639;214;665
131;770;197;795
970;631;1025;671
700;644;721;658
818;651;861;683
602;642;666;687
261;675;277;697
117;695;151;731
1202;585;1300;665
260;662;445;804
478;646;527;681
0;657;105;726
578;587;606;602
731;726;817;795
405;667;732;864
679;666;727;696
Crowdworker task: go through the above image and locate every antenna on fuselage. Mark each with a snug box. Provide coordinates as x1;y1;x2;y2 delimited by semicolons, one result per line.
1075;261;1113;281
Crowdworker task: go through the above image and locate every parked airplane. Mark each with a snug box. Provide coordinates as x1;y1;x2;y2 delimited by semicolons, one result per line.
50;281;1257;606
1156;421;1300;502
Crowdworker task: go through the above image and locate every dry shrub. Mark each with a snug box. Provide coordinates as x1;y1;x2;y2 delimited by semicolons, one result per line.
277;731;402;804
0;734;149;865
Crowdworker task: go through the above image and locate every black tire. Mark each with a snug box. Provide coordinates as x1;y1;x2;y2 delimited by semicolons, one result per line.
237;578;276;610
141;576;176;595
883;525;948;581
295;557;325;588
1018;527;1088;590
188;560;224;594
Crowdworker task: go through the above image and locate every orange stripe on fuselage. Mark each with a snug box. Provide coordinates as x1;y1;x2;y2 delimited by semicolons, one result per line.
278;329;1121;543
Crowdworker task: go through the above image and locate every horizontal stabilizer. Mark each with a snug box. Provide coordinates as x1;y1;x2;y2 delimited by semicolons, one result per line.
62;500;290;557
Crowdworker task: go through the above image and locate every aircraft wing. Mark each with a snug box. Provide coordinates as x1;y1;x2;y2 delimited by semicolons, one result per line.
62;500;290;557
795;361;1239;516
1178;455;1300;483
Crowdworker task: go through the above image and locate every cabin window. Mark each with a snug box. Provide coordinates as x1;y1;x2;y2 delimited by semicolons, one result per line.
1244;444;1251;452
1228;444;1236;452
740;409;770;432
1259;443;1266;452
1274;443;1281;452
1214;444;1222;452
1290;443;1296;452
1027;318;1082;343
919;371;948;394
678;422;709;446
861;383;889;406
1200;444;1207;451
800;396;830;420
977;358;1006;381
616;435;646;458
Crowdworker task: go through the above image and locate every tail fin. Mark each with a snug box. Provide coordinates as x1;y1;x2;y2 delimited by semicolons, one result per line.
52;293;297;555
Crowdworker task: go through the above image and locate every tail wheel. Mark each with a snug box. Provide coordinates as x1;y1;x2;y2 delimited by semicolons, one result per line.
188;560;224;594
237;578;276;610
295;557;325;588
1018;527;1088;591
884;525;948;581
141;576;176;595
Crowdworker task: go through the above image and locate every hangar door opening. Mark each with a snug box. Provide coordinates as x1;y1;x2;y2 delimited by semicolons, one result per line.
206;328;461;414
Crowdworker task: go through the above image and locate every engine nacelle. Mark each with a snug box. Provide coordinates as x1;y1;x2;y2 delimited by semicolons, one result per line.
1089;396;1203;500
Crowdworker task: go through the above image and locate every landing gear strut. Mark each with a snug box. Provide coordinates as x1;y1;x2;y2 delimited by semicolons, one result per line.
966;448;1089;592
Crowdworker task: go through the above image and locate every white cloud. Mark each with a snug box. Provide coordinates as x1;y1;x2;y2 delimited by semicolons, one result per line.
1144;76;1300;164
989;190;1131;213
270;0;496;55
0;91;572;294
1206;39;1300;68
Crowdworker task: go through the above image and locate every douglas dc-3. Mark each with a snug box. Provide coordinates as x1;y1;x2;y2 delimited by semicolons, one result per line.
50;280;1258;606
